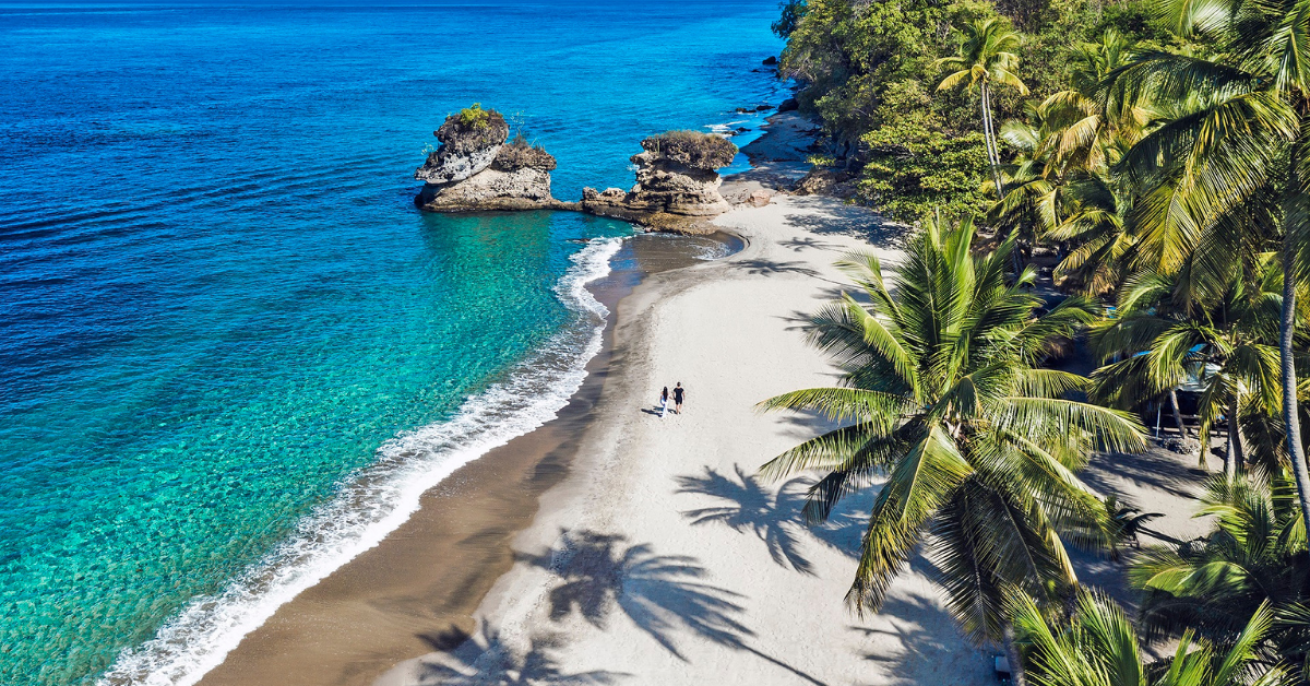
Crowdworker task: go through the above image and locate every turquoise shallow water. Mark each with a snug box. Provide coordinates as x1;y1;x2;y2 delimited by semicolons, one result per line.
0;3;783;684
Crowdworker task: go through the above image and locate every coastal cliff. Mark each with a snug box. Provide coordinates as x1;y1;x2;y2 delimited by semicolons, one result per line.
582;131;736;231
415;105;572;212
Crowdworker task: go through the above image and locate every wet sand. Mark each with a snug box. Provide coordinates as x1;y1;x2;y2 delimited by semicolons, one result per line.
196;235;733;686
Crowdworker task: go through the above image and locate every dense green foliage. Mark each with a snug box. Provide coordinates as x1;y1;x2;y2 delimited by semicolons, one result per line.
777;0;1172;222
769;0;1310;680
760;215;1145;640
1012;588;1295;686
1130;475;1310;667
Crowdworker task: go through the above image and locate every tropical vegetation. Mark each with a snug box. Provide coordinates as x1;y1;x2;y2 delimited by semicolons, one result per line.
759;215;1145;658
1011;589;1296;686
765;0;1310;679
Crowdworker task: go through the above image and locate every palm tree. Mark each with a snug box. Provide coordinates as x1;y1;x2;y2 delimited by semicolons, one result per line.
1039;30;1151;174
759;215;1145;673
1091;259;1283;480
987;30;1150;280
1046;169;1140;297
1011;588;1295;686
1107;0;1310;535
937;18;1029;197
1129;474;1310;671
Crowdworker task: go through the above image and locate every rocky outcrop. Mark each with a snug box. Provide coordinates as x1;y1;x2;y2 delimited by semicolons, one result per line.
415;105;570;212
581;131;736;231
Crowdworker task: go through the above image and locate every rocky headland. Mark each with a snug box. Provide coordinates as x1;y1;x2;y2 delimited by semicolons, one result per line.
580;131;737;232
414;104;573;212
415;107;746;232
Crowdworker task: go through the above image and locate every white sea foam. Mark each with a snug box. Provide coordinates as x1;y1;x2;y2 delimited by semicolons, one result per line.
96;237;624;686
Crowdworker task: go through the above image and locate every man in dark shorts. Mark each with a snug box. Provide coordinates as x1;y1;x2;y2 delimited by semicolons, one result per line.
673;382;685;414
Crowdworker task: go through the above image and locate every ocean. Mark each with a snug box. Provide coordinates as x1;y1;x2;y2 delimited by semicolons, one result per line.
0;3;784;684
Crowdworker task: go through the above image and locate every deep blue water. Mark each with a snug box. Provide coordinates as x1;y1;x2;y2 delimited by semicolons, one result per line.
0;3;783;684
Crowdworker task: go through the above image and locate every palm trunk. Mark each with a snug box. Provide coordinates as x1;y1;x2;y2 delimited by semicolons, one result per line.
1169;389;1188;439
980;83;1004;196
1233;397;1246;474
1225;395;1239;484
1280;230;1310;534
1004;625;1027;686
980;84;1022;276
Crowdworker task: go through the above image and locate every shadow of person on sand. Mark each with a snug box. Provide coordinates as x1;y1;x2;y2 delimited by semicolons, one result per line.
416;623;629;686
516;530;833;685
674;464;870;568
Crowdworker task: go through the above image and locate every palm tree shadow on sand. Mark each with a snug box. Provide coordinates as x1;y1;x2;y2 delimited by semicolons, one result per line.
516;529;831;685
515;531;750;658
675;464;869;571
417;624;628;686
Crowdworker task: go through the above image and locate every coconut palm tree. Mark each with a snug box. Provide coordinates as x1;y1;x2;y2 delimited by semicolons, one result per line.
759;215;1145;665
1011;588;1295;686
1042;166;1140;297
1129;474;1310;676
1091;258;1283;479
989;30;1149;281
937;18;1029;197
1039;30;1151;174
1107;0;1310;534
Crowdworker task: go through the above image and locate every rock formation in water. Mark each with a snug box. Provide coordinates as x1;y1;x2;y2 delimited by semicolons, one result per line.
581;131;736;231
415;104;571;212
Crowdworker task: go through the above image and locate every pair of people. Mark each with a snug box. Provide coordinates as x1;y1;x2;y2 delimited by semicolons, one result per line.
658;382;685;418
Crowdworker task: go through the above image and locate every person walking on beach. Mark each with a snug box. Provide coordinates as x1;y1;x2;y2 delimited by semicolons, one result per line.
673;382;685;414
660;386;669;418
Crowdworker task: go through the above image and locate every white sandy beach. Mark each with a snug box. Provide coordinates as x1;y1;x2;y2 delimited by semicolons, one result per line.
373;190;1213;686
374;195;996;685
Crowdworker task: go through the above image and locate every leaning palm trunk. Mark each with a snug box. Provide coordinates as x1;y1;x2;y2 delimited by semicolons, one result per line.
979;85;1024;275
1281;228;1310;535
1003;625;1027;686
981;83;1004;195
1225;396;1240;483
1169;389;1189;439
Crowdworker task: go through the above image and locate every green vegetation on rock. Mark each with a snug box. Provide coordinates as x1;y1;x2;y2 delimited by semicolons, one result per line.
458;102;492;130
641;131;738;170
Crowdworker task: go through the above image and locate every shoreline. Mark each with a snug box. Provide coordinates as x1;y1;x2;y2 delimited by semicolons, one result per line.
374;191;987;685
189;100;806;686
176;90;1214;685
192;234;736;686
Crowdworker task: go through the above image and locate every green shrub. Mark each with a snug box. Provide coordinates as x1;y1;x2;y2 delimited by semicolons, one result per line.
641;131;738;169
458;103;492;130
